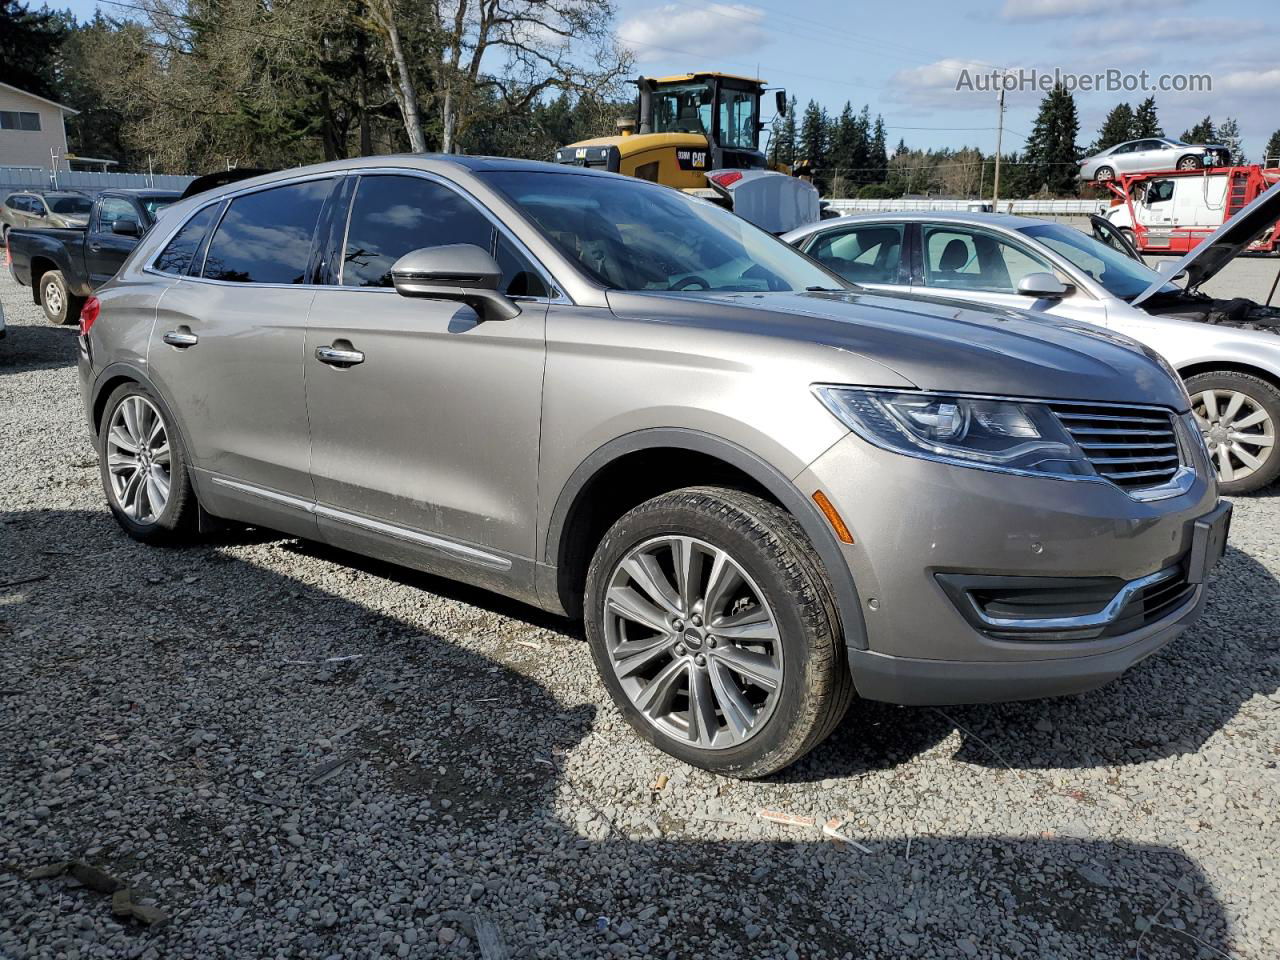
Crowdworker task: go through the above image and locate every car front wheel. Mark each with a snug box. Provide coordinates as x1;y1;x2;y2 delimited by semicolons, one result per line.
98;381;200;543
1187;371;1280;494
584;486;853;778
1177;155;1203;171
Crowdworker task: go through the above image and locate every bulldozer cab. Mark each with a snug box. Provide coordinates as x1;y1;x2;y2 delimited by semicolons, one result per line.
638;73;774;169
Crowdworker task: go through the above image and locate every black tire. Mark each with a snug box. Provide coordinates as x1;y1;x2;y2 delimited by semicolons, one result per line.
1094;166;1115;182
1177;155;1203;171
584;486;853;778
39;269;83;326
1185;370;1280;495
97;381;201;544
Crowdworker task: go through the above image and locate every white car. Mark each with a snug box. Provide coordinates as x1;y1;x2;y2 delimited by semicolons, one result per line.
1077;137;1229;182
783;184;1280;493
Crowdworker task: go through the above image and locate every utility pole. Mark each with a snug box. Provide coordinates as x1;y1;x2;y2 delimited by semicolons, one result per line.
991;84;1005;213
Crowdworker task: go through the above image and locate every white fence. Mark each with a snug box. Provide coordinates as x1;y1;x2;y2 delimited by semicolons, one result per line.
823;198;1106;216
0;166;194;193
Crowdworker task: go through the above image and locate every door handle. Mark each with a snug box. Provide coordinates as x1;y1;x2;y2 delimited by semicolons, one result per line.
88;243;102;253
315;344;365;367
163;330;199;348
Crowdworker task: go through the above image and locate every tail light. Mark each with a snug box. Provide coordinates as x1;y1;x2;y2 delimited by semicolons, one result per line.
708;171;744;189
80;296;101;336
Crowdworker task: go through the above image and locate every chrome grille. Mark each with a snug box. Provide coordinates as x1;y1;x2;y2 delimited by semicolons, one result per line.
1049;403;1182;491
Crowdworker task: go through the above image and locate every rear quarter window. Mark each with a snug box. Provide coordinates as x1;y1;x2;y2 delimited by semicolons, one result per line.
155;204;221;276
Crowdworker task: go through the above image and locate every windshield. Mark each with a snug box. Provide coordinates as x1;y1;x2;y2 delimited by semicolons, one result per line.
48;196;92;215
718;86;759;150
141;196;176;219
1018;223;1178;301
484;171;844;293
651;82;713;135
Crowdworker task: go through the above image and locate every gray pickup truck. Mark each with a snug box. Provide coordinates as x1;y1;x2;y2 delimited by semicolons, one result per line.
6;188;180;324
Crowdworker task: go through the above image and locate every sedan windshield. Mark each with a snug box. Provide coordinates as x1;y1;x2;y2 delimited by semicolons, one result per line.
48;196;92;215
484;171;844;293
1018;223;1178;301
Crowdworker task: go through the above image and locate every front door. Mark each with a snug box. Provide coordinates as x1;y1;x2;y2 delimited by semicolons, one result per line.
911;222;1110;329
305;172;551;572
1090;214;1144;262
86;196;142;286
147;177;336;538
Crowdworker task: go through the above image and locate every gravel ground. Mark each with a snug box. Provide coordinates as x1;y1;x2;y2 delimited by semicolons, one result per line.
1;270;1277;960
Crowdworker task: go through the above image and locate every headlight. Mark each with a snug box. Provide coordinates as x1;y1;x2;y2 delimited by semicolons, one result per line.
814;386;1096;479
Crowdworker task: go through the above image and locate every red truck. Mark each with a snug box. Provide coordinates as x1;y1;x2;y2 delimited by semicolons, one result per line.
1098;165;1280;255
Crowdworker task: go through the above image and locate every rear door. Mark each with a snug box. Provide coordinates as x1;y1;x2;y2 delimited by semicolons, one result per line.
86;196;143;286
304;171;551;574
147;177;336;538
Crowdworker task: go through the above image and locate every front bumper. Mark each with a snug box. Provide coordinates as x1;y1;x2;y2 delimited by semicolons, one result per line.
796;431;1222;704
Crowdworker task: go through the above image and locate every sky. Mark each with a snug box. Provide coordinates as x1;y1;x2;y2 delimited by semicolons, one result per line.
58;0;1280;160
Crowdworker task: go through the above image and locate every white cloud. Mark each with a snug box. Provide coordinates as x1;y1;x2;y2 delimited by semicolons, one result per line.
888;58;1005;111
1072;17;1264;45
618;4;768;62
1001;0;1189;21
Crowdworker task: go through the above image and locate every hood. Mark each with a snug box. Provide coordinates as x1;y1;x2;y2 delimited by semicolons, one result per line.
1132;178;1280;306
605;288;1189;411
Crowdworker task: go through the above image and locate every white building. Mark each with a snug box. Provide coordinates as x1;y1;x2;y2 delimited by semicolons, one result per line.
0;81;79;171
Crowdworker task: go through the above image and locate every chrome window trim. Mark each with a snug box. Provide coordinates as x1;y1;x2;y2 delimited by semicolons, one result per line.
208;475;512;571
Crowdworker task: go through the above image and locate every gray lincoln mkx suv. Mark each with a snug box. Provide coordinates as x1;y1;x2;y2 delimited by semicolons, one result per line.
78;156;1230;777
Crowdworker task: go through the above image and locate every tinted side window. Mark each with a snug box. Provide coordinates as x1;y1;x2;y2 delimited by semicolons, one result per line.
204;179;332;284
341;175;493;288
923;225;1052;294
155;204;220;275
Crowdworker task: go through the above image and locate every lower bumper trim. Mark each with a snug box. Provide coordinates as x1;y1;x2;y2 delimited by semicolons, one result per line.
848;588;1202;705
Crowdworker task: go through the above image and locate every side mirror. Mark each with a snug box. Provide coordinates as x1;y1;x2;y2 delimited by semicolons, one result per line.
775;91;787;116
1016;272;1071;299
111;219;140;236
390;244;521;322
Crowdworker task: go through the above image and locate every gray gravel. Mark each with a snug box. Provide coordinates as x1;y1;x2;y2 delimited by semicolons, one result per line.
1;270;1277;960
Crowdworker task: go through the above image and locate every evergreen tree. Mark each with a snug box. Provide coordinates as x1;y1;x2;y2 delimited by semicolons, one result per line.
1266;129;1280;168
769;95;798;167
870;114;889;183
1133;97;1162;138
797;99;829;189
1023;82;1080;195
1181;116;1216;143
1216;117;1245;164
1093;102;1135;152
0;0;71;99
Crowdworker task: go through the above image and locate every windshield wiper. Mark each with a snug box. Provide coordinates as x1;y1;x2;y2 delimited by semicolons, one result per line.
805;285;844;292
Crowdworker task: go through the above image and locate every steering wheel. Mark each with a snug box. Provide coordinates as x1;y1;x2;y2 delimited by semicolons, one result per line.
671;275;710;291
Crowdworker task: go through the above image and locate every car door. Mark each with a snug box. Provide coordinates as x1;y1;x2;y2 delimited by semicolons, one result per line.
146;176;336;539
1109;141;1140;173
1129;139;1168;172
911;222;1110;328
304;171;551;577
17;195;41;227
86;196;143;286
796;222;907;291
1090;214;1144;262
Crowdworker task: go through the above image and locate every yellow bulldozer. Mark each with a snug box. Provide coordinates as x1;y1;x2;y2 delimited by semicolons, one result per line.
554;72;820;234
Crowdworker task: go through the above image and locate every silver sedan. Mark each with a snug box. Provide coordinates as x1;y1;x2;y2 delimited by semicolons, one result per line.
785;211;1280;493
1078;138;1230;182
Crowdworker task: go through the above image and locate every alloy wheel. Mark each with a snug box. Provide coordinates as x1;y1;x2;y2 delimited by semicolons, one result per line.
603;535;783;750
106;395;172;524
1192;388;1276;485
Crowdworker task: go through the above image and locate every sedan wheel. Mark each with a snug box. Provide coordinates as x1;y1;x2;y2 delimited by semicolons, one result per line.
1178;156;1202;171
1190;381;1278;493
1095;166;1115;182
106;395;172;524
603;534;783;750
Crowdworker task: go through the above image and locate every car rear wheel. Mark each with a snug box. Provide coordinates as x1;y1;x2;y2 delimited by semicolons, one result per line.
1094;166;1115;182
1177;155;1203;171
39;269;83;326
1186;371;1280;494
584;486;853;778
98;381;200;543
